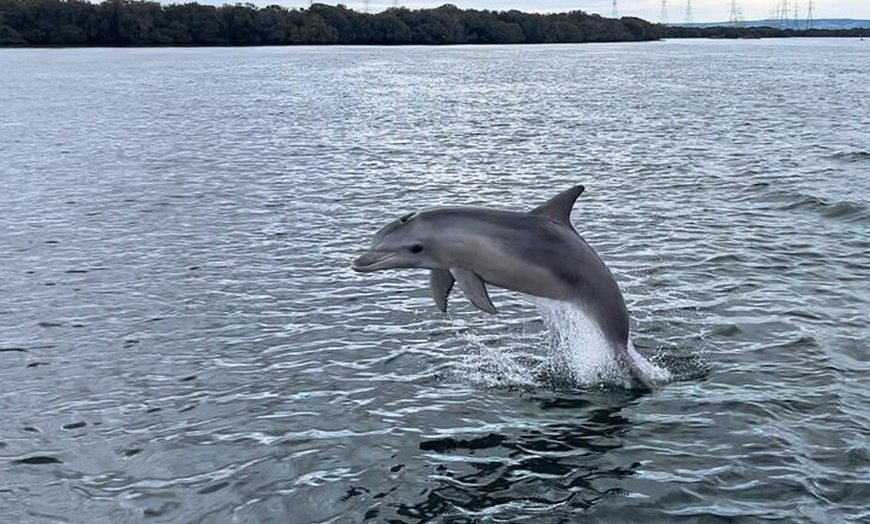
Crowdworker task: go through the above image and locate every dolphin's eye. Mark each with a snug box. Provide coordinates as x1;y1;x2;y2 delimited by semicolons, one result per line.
399;212;417;224
409;244;424;254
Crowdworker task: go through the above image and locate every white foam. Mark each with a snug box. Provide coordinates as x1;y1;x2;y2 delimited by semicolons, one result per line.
627;338;672;383
534;297;671;388
457;297;670;389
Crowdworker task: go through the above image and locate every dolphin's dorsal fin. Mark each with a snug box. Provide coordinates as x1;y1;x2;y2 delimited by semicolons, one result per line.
450;267;497;314
529;185;585;224
430;269;455;312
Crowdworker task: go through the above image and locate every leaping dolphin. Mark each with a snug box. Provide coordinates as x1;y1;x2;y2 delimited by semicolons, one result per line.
352;185;655;390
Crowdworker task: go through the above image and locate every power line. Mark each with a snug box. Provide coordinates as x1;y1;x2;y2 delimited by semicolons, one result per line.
684;0;693;24
611;0;618;19
660;0;668;25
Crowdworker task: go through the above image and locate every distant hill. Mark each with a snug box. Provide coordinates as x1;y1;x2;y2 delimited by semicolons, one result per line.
676;19;870;31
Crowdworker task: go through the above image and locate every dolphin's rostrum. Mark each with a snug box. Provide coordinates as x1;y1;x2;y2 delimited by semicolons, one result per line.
352;185;655;389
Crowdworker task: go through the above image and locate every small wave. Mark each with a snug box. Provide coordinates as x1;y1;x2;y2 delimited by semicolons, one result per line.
779;194;869;223
13;456;63;465
750;184;870;225
827;150;870;163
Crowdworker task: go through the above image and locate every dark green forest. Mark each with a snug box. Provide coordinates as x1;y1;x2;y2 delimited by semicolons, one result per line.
663;25;868;39
0;0;662;46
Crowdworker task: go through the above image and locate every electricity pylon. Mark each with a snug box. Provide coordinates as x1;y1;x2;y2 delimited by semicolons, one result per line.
729;0;743;25
806;0;815;29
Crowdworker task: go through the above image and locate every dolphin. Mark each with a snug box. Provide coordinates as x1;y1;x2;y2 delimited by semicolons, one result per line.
352;185;654;390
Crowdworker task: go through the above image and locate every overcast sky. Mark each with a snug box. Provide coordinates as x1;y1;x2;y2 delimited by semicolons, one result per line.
270;1;870;23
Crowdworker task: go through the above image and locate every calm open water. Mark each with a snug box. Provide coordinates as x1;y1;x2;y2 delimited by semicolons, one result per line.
1;39;868;523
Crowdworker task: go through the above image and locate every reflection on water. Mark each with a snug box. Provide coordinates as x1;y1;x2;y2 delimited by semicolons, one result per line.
1;40;868;523
375;394;639;522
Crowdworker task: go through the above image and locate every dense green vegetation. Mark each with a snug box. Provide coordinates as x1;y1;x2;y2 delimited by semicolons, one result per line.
0;0;662;46
664;25;868;39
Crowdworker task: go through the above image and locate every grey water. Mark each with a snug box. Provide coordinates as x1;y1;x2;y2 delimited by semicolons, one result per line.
0;39;868;523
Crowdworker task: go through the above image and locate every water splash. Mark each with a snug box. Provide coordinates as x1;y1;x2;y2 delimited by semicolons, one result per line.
458;297;671;390
536;297;670;388
456;326;548;390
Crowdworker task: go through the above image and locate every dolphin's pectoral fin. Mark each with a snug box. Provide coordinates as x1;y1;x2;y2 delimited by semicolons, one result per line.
429;269;455;312
450;267;497;314
529;185;585;225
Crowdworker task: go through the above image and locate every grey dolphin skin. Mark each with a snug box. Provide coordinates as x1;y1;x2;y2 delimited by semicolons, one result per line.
352;185;653;390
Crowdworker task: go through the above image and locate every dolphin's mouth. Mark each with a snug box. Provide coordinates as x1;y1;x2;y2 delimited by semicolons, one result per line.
352;251;397;272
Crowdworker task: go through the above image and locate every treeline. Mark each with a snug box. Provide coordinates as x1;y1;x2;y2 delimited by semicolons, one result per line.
664;25;868;39
0;0;663;46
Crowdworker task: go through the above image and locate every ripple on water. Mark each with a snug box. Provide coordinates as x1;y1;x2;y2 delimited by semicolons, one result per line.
1;41;868;523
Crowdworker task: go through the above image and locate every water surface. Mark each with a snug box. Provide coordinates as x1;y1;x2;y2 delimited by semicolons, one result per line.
1;40;868;523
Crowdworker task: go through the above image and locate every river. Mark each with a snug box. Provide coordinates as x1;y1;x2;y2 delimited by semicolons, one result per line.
1;39;868;523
